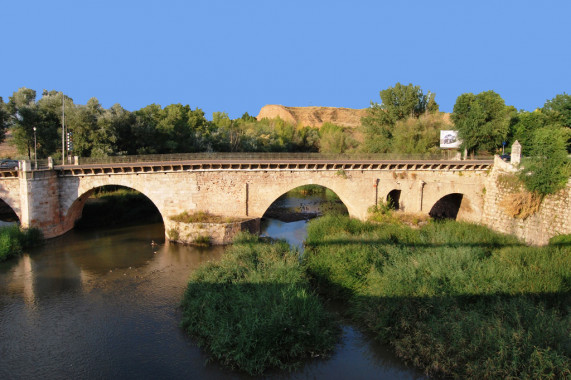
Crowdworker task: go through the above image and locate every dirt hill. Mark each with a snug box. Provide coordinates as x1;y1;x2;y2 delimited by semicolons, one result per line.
256;105;368;128
0;130;20;158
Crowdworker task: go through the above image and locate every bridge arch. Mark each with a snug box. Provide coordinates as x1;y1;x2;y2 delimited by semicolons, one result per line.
260;184;349;219
428;193;467;220
62;183;165;232
256;180;354;220
386;189;401;210
0;197;20;224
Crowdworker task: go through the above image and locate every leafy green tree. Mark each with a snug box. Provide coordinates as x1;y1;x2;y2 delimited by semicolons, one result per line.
319;123;356;153
240;112;257;122
66;97;104;157
543;93;571;127
36;90;73;158
132;104;162;154
0;97;8;145
7;87;39;158
520;127;571;195
362;83;438;153
390;113;444;154
542;93;571;153
100;103;135;155
451;90;510;155
508;110;552;155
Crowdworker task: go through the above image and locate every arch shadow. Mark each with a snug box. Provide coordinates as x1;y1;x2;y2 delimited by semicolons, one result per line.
65;185;164;231
429;193;464;220
386;189;401;210
0;198;19;224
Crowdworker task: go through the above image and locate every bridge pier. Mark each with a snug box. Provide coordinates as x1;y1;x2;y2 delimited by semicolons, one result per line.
18;168;66;238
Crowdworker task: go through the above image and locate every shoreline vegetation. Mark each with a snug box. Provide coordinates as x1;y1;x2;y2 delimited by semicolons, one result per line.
180;233;339;375
303;215;570;379
178;193;570;377
0;225;43;262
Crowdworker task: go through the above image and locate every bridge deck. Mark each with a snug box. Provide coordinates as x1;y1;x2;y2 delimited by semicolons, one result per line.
54;159;493;177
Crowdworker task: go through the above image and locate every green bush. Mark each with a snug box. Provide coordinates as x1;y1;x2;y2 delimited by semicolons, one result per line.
519;127;571;196
550;234;571;246
304;215;571;379
0;225;43;262
181;234;339;375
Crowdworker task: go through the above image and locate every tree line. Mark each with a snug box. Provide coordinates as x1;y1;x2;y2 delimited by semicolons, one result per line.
0;84;569;194
360;83;570;195
0;88;322;160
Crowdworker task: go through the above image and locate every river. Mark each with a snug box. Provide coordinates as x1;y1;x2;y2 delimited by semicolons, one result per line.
0;193;425;379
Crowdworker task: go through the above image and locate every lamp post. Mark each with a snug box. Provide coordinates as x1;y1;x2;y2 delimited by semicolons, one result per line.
33;127;37;170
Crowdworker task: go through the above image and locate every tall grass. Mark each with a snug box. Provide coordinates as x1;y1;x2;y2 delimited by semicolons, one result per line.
180;233;339;375
0;225;43;262
304;215;571;378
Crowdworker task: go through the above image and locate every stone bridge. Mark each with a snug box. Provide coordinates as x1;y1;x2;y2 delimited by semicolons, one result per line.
0;157;493;239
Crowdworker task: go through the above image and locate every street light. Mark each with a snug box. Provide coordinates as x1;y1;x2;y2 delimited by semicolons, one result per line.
33;127;37;170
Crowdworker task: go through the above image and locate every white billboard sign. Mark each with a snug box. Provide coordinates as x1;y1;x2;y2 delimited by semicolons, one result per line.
440;130;461;149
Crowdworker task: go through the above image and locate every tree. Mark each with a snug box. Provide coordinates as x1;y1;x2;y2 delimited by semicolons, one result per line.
0;97;8;145
319;123;356;153
362;83;438;153
36;90;72;158
132;104;163;154
451;90;510;155
390;113;444;155
508;110;552;155
543;93;571;128
519;127;571;196
66;97;104;157
7;87;39;158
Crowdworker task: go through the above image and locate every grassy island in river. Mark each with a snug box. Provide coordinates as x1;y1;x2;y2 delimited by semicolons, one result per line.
180;233;339;375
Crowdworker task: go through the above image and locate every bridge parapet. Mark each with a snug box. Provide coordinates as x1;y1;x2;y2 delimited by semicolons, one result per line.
55;159;493;177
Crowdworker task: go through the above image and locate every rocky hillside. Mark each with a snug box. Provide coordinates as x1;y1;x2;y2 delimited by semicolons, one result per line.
256;105;368;128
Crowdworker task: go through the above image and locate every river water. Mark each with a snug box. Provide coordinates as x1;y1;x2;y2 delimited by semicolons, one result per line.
0;194;425;379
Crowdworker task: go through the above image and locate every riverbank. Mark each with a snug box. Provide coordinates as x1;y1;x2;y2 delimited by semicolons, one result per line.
0;225;43;262
180;233;340;375
303;215;571;378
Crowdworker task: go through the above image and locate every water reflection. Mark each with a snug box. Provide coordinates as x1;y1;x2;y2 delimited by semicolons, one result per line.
0;220;425;379
261;218;308;251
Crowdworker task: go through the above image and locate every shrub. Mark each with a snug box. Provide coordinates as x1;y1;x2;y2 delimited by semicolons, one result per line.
171;211;243;224
181;235;339;374
549;234;571;246
519;127;571;196
192;235;211;246
0;225;43;262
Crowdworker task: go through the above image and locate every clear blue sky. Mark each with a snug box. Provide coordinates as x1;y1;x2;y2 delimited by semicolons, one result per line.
1;0;569;119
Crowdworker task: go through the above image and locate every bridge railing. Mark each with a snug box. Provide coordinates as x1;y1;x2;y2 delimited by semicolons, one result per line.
73;152;494;165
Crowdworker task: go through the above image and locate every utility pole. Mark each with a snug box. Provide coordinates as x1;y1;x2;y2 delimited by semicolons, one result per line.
33;127;37;170
61;93;65;165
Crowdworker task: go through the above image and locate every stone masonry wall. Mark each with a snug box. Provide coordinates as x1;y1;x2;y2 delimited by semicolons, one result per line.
0;166;489;239
481;157;571;245
165;218;260;245
0;177;21;221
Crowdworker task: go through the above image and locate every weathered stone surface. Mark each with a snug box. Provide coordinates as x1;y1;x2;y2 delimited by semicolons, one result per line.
165;218;260;245
0;158;568;246
480;156;571;245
